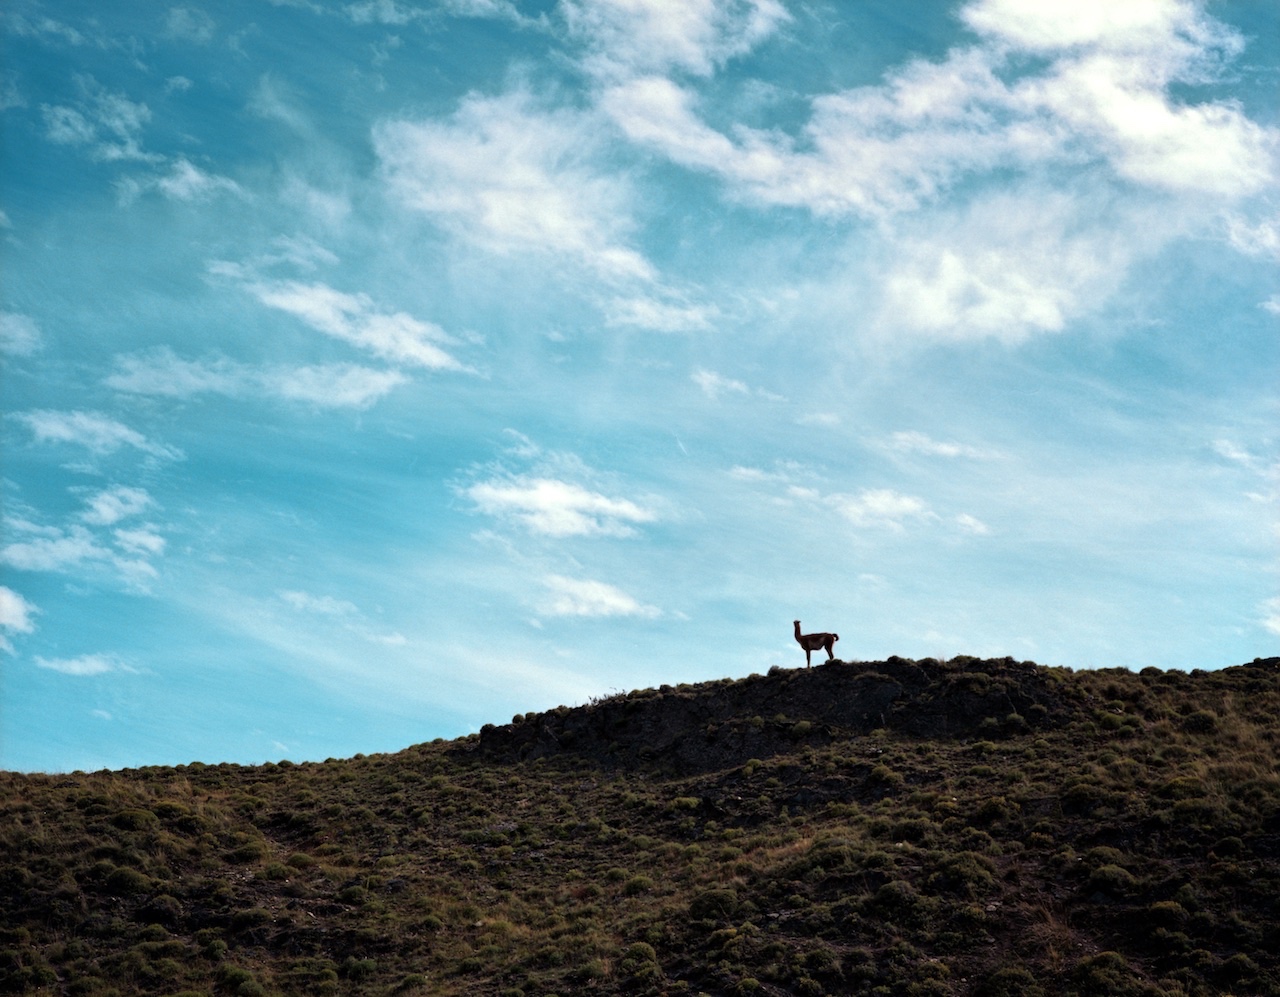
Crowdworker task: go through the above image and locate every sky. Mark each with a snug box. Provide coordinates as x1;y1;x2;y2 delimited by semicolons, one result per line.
1;0;1277;773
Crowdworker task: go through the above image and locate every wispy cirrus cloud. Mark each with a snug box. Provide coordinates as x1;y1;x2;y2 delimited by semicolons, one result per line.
247;279;466;371
107;347;409;409
0;312;42;356
820;488;936;531
40;75;159;163
79;485;153;526
873;187;1138;343
1;522;113;573
164;6;216;44
114;527;166;557
375;90;654;281
733;464;984;536
692;369;749;400
117;158;245;205
466;477;655;538
604;294;718;332
0;586;38;654
0;516;162;589
279;590;406;645
886;430;1003;459
36;653;122;676
540;574;659;618
603;1;1274;217
565;0;789;80
692;368;782;403
461;435;659;539
13;410;182;460
1262;597;1280;637
593;0;1277;346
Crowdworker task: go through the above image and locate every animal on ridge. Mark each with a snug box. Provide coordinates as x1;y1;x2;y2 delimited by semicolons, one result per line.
793;620;839;667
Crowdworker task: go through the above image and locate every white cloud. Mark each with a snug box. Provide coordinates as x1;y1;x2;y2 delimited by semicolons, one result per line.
541;574;659;618
42;77;159;162
692;368;749;400
825;488;934;531
1263;296;1280;317
604;295;717;332
465;476;655;538
114;527;166;557
375;90;653;280
875;187;1135;343
8;13;88;45
107;349;245;396
1212;438;1256;467
0;523;112;572
955;513;991;535
280;590;359;616
565;0;789;80
0;510;165;590
249;74;311;133
42;104;96;145
1228;214;1280;261
1263;597;1280;638
0;312;42;356
0;586;38;653
598;0;1276;242
959;0;1230;54
247;280;465;371
729;465;786;483
107;348;408;409
13;410;182;459
154;158;243;201
80;485;153;525
272;364;407;408
36;654;119;676
165;6;216;43
346;0;423;24
887;430;1002;459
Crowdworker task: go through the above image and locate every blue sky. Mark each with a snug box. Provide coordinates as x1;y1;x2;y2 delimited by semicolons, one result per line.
1;0;1276;773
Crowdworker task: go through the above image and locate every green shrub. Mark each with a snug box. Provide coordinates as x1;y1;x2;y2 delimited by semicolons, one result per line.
105;866;154;895
623;875;653;896
689;888;739;921
975;966;1044;997
1087;864;1138;897
339;956;377;980
111;808;159;831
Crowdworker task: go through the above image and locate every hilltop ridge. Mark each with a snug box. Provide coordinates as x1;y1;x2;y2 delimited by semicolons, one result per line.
471;654;1261;773
2;655;1279;996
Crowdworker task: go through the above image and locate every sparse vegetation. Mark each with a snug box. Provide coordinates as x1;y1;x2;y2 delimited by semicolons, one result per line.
2;655;1278;995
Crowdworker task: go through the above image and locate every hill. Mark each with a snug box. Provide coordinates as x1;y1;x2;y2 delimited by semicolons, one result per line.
3;655;1279;996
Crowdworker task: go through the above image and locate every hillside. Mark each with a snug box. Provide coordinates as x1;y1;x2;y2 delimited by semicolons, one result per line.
3;655;1279;996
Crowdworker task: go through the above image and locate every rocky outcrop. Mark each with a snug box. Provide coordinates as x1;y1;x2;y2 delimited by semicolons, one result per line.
468;655;1077;775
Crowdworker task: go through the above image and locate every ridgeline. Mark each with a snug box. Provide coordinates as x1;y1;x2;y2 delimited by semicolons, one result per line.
3;655;1279;996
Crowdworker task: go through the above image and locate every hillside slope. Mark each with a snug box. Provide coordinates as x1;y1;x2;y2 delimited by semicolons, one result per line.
3;656;1279;996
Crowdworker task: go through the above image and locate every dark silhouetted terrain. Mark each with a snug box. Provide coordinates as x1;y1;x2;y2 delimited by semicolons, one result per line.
3;655;1279;995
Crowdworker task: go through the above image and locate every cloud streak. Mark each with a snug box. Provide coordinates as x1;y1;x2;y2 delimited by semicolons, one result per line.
248;280;466;371
36;653;120;676
107;348;409;409
14;410;182;460
541;574;659;618
465;477;656;538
